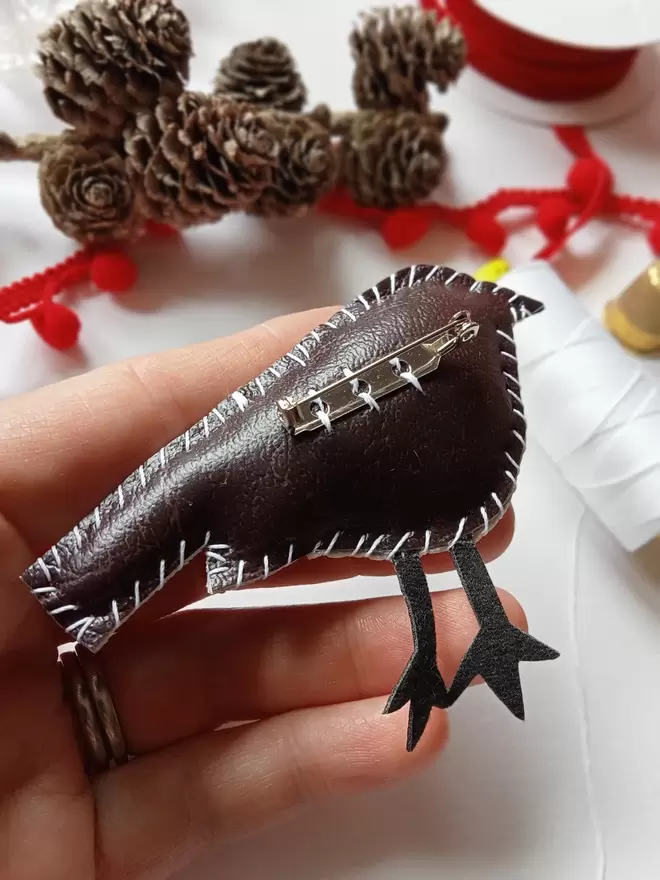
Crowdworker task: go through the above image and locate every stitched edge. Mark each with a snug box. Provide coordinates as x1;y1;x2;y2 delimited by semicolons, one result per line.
33;264;524;649
205;271;525;588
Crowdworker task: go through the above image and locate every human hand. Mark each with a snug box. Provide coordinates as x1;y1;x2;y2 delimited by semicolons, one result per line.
0;306;523;880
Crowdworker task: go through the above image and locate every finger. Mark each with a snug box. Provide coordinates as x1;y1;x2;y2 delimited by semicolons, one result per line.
101;587;525;753
0;306;338;557
0;514;55;655
0;492;511;654
94;696;448;880
117;506;514;631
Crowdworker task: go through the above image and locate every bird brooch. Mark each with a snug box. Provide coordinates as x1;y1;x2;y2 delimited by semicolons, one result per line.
21;264;559;750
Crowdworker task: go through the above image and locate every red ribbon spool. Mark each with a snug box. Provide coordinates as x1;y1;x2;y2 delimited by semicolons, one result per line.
425;0;639;102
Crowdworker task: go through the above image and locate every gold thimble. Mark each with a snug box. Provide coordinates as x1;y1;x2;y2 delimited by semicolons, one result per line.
604;260;660;353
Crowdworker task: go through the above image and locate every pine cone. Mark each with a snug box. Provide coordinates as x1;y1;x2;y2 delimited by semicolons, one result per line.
37;0;192;139
350;6;466;113
307;103;333;130
213;38;307;112
39;132;138;243
249;112;337;218
124;92;281;227
340;110;447;209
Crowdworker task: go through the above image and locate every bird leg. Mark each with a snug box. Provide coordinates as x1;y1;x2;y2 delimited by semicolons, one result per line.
385;551;450;751
448;537;559;718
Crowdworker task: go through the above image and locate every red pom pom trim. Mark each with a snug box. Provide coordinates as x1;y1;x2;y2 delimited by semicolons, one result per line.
537;196;575;240
90;251;138;294
648;219;660;256
380;209;433;250
30;288;81;350
567;157;614;208
465;211;507;254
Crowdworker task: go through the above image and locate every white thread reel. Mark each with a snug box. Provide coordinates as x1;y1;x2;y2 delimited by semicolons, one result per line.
501;260;660;552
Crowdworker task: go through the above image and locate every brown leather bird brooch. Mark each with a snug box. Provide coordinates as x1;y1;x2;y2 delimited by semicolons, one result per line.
21;264;559;750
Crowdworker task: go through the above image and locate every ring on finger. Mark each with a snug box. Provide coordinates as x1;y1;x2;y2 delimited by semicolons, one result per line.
59;644;129;775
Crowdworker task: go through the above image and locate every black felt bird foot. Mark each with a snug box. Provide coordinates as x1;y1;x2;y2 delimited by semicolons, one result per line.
388;551;450;751
448;537;559;719
384;651;450;751
447;620;559;719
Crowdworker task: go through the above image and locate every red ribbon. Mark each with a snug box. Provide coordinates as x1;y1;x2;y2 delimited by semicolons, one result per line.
425;0;638;102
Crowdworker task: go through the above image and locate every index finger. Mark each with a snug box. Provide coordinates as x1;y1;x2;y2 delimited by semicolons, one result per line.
0;307;337;556
0;306;515;648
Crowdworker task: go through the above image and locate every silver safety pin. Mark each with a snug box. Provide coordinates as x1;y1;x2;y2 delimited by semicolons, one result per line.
277;310;480;435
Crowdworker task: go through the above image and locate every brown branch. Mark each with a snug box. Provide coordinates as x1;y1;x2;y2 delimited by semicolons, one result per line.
0;132;61;162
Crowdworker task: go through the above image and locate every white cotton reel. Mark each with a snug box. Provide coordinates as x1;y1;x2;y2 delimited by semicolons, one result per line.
501;260;660;552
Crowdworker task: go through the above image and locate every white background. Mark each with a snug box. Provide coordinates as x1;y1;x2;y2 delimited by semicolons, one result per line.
2;2;660;878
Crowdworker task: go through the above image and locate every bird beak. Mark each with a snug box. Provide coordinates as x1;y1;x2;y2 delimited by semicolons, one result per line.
509;294;545;322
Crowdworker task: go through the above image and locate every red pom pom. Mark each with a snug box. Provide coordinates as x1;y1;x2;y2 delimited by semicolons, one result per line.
567;158;613;206
143;219;180;238
465;211;506;254
537;196;574;239
90;251;138;294
31;300;81;350
648;219;660;255
380;209;432;250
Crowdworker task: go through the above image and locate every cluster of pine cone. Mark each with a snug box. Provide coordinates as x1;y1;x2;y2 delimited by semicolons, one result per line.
1;0;466;244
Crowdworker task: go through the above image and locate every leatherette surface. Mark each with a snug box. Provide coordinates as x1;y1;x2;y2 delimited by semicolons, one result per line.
21;264;531;652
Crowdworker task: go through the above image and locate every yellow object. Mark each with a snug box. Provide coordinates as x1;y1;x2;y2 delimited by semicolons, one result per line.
474;258;511;283
604;302;660;352
604;260;660;353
